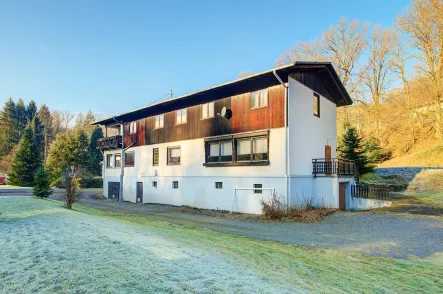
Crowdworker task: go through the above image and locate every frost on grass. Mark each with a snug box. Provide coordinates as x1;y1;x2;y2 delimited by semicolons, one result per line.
0;197;296;294
0;197;442;294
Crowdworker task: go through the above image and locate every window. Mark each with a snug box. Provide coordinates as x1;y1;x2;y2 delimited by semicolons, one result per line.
155;114;164;129
125;151;135;167
152;148;159;166
176;108;187;124
254;184;263;194
106;154;113;168
313;92;320;117
208;141;232;163
251;89;268;109
215;182;223;189
167;147;181;165
236;137;268;162
172;181;179;189
152;181;157;188
114;154;121;168
129;121;137;134
202;102;215;119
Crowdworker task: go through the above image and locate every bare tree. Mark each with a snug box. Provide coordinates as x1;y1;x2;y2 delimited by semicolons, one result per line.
362;26;397;136
398;0;443;140
237;71;255;79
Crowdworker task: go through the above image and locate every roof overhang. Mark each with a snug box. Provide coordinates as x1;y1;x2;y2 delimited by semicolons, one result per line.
93;62;352;126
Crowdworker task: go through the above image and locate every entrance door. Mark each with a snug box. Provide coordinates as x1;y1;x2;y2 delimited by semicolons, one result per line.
339;182;346;210
136;182;143;204
108;182;120;200
325;145;332;174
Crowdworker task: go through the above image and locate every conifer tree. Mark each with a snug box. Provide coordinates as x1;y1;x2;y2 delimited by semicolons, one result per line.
33;168;53;198
26;100;38;121
31;116;44;161
8;125;41;186
88;127;104;176
338;126;373;174
0;98;18;156
14;98;28;138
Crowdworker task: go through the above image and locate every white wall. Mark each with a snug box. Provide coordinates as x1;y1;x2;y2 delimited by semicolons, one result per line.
288;77;337;176
103;128;286;214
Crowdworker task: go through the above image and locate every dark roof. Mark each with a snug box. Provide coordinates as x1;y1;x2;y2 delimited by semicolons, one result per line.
93;62;352;126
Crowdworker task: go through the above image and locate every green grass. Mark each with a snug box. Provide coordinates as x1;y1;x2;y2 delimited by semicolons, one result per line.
1;197;442;293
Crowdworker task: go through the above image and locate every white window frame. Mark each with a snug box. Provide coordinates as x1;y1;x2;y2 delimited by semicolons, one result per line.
202;102;215;119
176;108;187;124
106;154;114;168
167;146;181;165
251;89;268;109
129;121;137;134
155;114;164;129
114;153;121;168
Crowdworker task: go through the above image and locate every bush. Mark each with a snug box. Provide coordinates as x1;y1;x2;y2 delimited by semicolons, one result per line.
79;177;103;188
260;193;286;220
32;168;53;199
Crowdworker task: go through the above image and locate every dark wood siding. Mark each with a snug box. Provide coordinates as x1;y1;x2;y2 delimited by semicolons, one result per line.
124;85;285;147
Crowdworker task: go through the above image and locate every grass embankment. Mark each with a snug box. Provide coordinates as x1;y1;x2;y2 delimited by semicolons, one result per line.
379;144;443;167
1;197;441;293
362;168;443;216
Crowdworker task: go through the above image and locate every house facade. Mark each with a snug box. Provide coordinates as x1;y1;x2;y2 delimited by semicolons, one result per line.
94;62;358;214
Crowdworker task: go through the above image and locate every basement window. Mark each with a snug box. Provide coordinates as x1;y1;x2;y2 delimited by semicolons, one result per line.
313;92;320;118
254;184;263;194
152;181;157;188
172;181;179;189
202;102;215;119
176;108;187;124
155;114;164;129
251;89;268;109
215;182;223;189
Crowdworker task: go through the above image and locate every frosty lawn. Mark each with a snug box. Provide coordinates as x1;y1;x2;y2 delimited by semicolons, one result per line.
0;197;442;293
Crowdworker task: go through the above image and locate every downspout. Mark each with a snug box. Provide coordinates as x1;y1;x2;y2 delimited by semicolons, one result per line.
273;70;289;207
113;117;125;202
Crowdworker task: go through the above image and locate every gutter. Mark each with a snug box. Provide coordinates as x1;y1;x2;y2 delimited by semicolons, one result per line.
273;70;290;208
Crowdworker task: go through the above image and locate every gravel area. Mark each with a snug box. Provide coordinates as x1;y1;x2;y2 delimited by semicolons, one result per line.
73;197;443;259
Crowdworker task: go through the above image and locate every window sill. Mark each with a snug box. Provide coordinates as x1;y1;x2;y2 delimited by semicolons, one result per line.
175;122;187;126
203;161;269;167
201;116;215;120
250;105;268;111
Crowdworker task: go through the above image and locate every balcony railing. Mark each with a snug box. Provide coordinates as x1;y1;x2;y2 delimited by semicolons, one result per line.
97;135;122;150
351;184;391;199
312;158;358;178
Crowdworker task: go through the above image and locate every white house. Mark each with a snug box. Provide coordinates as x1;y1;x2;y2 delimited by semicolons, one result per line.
93;62;364;214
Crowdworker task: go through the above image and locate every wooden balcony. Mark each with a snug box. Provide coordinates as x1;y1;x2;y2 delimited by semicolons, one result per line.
97;135;122;150
312;158;358;178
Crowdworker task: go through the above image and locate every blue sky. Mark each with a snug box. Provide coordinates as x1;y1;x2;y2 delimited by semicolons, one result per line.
0;0;408;119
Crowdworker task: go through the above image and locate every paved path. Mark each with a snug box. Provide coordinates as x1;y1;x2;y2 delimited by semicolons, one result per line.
75;197;443;259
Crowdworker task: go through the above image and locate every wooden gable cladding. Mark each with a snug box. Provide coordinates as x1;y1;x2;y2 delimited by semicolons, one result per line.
230;85;285;133
123;85;285;147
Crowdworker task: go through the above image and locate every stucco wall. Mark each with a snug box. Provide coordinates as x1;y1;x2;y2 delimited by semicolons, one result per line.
103;128;286;214
288;77;337;176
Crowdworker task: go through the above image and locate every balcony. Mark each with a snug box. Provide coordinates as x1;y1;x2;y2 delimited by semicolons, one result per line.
97;135;122;150
312;158;358;179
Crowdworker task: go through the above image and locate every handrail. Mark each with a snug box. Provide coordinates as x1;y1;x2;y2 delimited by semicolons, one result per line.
312;158;358;180
97;135;123;150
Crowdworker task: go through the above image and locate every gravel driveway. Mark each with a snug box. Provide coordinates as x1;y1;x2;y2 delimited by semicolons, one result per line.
73;197;443;259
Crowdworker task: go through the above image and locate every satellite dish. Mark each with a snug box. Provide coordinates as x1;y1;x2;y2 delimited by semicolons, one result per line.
219;106;233;120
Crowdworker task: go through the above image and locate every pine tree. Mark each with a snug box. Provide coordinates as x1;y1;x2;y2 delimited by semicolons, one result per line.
31;116;44;161
338;126;373;174
8;125;41;186
0;98;18;156
83;110;96;136
72;128;90;169
33;168;53;198
26;100;38;121
88;127;103;176
14;98;28;138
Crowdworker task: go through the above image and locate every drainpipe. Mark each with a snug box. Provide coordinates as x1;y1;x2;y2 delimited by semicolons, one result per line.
113;117;125;202
273;70;289;207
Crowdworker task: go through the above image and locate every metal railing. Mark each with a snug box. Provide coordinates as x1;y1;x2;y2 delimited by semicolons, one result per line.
351;184;391;200
312;158;357;177
97;135;122;150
